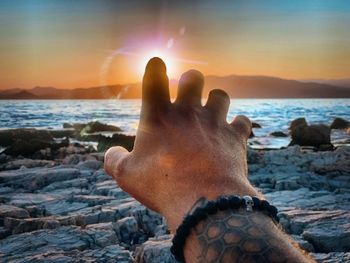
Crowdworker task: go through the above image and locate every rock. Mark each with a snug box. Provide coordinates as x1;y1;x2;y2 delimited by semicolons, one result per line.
81;121;122;134
0;226;11;239
290;124;331;148
311;252;350;263
0;226;90;255
85;222;118;247
48;129;75;138
290;117;308;130
291;235;314;252
76;160;102;170
7;193;62;207
0;159;55;171
25;205;46;217
252;122;261;128
302;213;350;252
97;133;135;152
70;195;114;206
0;129;53;147
0;205;30;220
0;167;80;191
41;178;89;193
79;244;133;262
270;131;288;137
313;159;350;177
4;138;69;157
63;122;84;130
0;139;349;261
279;209;350;253
1;244;133;262
134;235;178;263
63;121;122;135
116;216;146;247
4;217;60;234
318;144;334;151
330;117;349;129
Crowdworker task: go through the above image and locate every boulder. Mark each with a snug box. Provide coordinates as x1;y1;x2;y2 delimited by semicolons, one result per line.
0;129;53;147
289;117;307;130
4;138;69;157
81;121;122;134
63;121;122;134
63;122;86;130
49;129;75;138
270;131;288;137
290;124;331;148
0;205;29;220
330;117;349;129
252;122;261;128
97;133;135;152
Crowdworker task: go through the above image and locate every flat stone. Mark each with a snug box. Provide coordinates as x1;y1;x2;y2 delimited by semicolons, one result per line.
311;252;350;263
0;204;29;219
134;235;178;263
4;217;60;234
0;167;80;191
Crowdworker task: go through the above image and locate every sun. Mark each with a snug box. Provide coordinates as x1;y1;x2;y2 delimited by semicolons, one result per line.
139;49;176;78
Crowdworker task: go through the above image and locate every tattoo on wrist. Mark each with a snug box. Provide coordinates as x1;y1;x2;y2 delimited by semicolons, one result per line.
194;210;296;263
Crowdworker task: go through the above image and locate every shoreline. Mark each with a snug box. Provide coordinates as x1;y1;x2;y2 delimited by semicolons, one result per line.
0;119;349;262
0;142;349;262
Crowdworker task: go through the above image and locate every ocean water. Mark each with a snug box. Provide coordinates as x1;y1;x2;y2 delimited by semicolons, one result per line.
0;99;349;148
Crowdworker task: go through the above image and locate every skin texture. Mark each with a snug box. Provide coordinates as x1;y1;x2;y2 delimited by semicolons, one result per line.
104;57;312;262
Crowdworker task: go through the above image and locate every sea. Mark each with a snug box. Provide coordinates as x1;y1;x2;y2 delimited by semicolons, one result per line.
0;99;349;149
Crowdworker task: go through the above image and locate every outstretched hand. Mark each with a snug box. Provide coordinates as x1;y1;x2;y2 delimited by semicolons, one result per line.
104;57;259;231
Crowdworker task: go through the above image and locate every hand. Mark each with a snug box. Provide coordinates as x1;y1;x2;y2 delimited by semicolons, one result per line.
104;57;259;231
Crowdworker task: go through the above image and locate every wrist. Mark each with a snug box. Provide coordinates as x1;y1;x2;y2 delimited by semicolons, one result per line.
162;179;261;232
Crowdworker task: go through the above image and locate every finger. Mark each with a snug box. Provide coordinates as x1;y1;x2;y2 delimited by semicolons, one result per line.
230;115;252;140
142;57;170;113
205;89;230;121
175;70;204;107
104;146;130;180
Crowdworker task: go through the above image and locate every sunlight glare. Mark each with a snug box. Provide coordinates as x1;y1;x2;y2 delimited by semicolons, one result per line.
139;49;176;78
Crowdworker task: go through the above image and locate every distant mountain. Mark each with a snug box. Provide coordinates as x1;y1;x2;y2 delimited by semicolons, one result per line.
1;75;349;99
0;90;38;99
301;78;350;88
203;75;350;98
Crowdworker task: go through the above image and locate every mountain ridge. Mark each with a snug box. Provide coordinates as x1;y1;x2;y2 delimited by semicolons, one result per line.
1;75;349;99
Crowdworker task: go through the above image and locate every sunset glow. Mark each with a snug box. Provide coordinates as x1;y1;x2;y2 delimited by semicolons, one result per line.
139;50;176;78
0;1;349;89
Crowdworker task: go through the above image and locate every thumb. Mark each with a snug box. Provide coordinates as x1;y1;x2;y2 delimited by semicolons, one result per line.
104;146;130;181
230;115;252;140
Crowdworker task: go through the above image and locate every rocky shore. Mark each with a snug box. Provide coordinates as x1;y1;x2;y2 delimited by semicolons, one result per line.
0;119;349;262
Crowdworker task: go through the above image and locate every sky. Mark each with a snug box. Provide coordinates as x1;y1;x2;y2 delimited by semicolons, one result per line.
0;0;350;89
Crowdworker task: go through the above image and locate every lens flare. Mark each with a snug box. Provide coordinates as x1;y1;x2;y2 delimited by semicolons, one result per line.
139;49;175;78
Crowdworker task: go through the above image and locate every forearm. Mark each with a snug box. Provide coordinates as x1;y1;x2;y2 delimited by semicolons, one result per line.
183;209;314;263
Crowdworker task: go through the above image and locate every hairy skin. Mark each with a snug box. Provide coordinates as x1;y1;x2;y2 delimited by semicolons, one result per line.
104;57;313;262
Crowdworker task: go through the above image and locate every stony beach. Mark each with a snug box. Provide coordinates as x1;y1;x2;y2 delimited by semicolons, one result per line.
0;119;349;263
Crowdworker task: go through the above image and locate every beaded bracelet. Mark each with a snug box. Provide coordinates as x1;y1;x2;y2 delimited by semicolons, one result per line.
170;195;279;262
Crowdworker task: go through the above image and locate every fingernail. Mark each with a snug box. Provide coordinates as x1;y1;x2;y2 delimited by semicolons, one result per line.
179;69;204;85
145;57;167;75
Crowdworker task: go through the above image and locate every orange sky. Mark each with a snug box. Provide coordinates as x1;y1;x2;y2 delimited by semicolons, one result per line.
0;0;350;89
